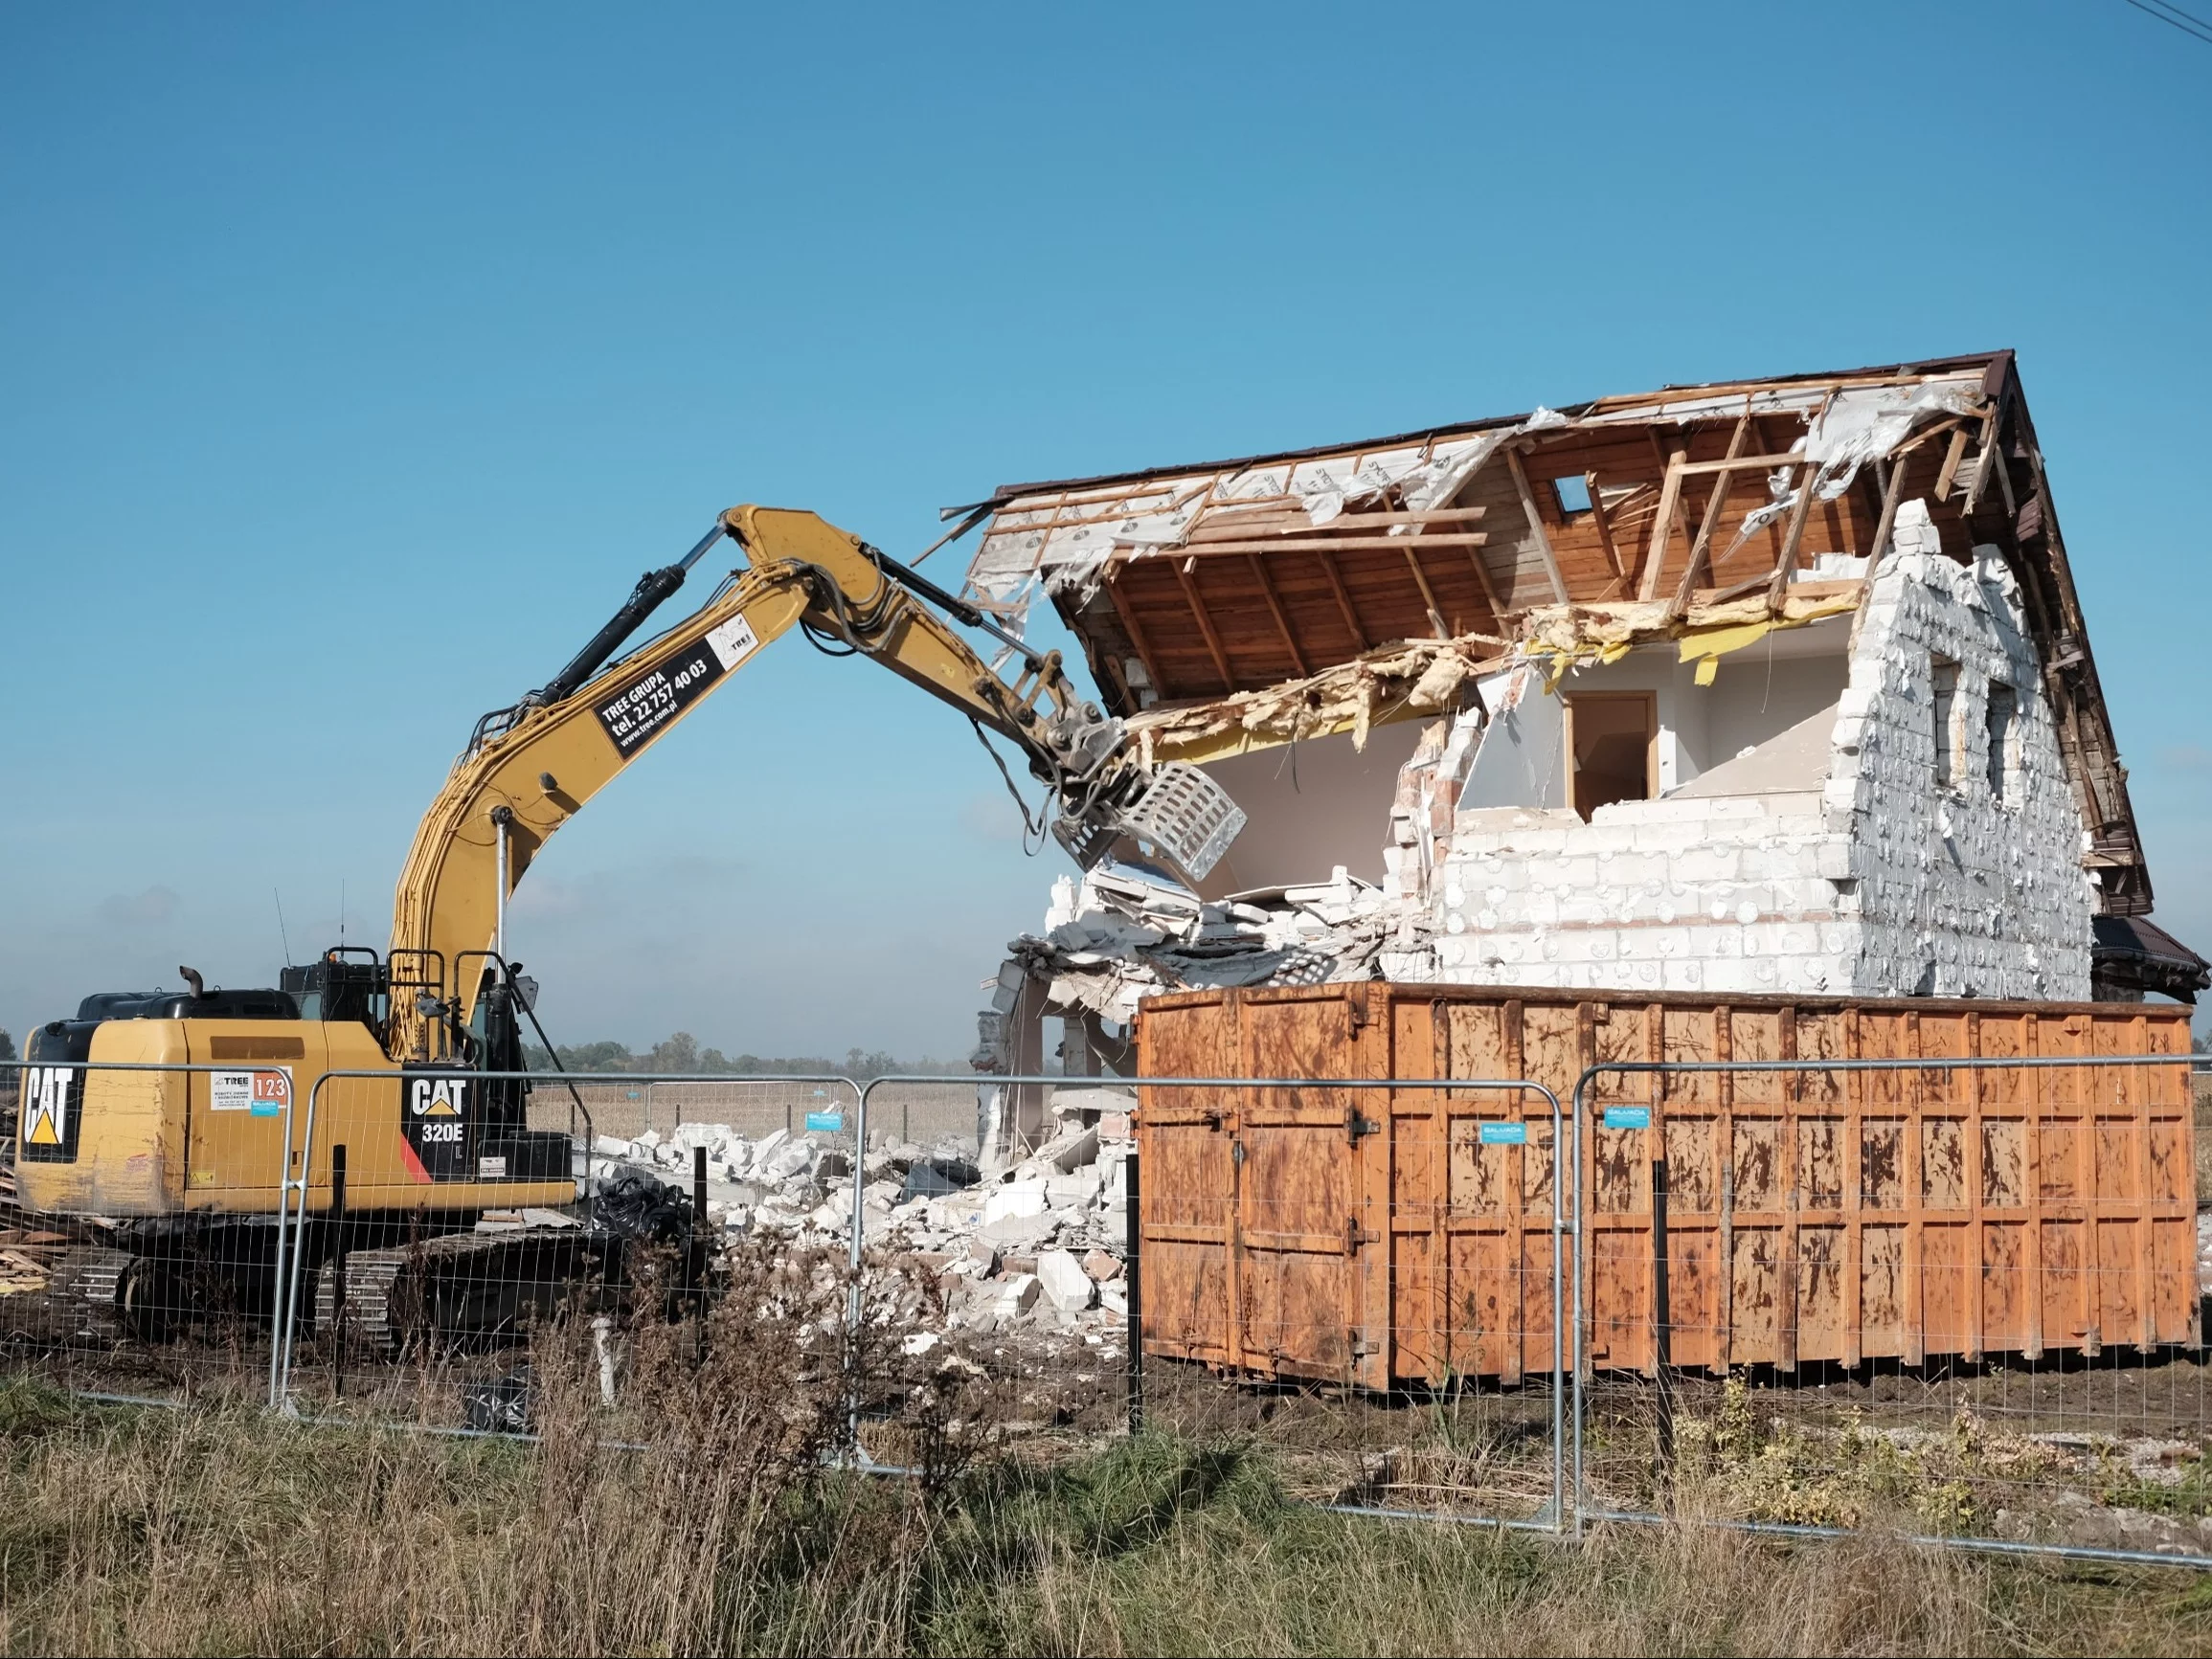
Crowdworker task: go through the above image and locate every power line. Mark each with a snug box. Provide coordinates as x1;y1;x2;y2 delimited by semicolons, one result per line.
2119;0;2212;48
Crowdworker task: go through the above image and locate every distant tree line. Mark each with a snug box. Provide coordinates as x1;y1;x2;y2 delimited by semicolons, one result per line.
522;1031;969;1080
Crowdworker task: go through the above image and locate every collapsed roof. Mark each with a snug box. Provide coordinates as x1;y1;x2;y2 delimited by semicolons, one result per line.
959;351;2154;915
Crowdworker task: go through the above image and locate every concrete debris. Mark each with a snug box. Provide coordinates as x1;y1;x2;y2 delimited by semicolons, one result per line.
982;1182;1048;1225
989;863;1429;1029
1036;1248;1095;1314
590;1108;1138;1350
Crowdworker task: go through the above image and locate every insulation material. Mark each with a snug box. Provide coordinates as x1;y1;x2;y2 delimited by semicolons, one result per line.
1570;368;1982;435
1726;379;1986;549
1516;590;1862;689
1122;634;1506;763
1802;380;1987;498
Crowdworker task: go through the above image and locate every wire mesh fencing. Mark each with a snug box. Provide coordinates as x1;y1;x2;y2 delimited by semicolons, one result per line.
1142;1075;1567;1530
0;1057;294;1408
843;1074;1135;1468
839;1073;1570;1531
269;1069;866;1429
1571;1048;2212;1568
17;1038;2212;1570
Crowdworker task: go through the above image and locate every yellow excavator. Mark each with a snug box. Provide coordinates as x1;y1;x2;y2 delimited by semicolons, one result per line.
11;504;1243;1349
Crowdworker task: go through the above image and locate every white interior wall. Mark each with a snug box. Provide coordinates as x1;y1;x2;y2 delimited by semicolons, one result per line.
1705;649;1852;769
1458;667;1567;810
1194;718;1426;896
1543;620;1851;788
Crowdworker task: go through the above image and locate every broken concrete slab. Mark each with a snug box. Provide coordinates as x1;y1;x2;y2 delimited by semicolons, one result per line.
982;1181;1048;1225
981;1211;1057;1248
1037;1248;1095;1314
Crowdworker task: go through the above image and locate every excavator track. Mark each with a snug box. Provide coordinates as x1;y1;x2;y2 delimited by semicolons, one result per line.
310;1230;595;1359
315;1250;408;1358
0;1246;131;1343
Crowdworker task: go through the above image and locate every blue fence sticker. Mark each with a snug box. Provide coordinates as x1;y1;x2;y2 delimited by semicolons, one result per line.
1478;1122;1528;1146
1603;1106;1652;1131
804;1110;845;1133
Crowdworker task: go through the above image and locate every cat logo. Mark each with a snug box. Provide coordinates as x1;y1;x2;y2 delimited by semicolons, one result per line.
22;1066;73;1148
410;1076;468;1117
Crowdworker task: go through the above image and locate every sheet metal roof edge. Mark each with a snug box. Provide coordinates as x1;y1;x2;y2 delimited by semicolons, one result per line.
2092;914;2210;972
966;348;2012;511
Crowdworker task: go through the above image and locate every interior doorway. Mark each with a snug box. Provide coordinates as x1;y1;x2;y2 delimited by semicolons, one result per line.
1565;691;1657;820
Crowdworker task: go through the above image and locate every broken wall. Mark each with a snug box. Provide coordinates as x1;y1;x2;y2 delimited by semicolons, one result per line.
1191;720;1426;897
1827;503;2093;998
1434;792;1842;996
1424;502;2094;1000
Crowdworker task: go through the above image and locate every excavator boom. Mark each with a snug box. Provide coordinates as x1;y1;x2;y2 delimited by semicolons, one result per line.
9;501;1245;1355
384;505;1243;1058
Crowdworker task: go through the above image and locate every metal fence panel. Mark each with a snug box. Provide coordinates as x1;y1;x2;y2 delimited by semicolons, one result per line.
271;1069;863;1429
1571;1051;2212;1568
2;1058;293;1407
853;1072;1569;1532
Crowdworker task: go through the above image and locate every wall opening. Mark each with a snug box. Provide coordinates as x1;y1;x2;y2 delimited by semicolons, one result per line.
1565;691;1656;820
1986;681;2018;802
1551;474;1593;515
1930;655;1961;788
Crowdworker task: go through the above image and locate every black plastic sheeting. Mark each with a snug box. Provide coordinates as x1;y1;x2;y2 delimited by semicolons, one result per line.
901;1157;981;1201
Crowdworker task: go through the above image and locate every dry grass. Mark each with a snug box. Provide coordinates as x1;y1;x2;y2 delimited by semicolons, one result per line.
1;1372;2207;1657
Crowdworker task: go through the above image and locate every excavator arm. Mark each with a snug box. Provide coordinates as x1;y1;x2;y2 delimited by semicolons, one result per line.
381;504;1243;1059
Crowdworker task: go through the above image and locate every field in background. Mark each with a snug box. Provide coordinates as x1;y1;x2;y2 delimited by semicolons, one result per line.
530;1078;983;1151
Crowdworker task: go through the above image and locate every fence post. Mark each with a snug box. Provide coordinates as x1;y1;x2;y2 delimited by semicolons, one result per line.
692;1144;709;1355
846;1077;871;1459
330;1145;349;1400
267;1072;305;1410
1125;1142;1143;1435
1571;1070;1590;1539
1651;1155;1675;1495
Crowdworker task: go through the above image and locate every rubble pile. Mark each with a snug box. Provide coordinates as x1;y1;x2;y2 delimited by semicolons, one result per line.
589;1084;1142;1347
994;863;1428;1030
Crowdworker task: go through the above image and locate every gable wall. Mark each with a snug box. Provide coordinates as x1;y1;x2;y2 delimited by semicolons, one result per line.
1828;503;2093;998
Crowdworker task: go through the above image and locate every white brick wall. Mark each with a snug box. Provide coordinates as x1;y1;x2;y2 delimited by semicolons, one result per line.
1821;502;2091;998
1410;500;2092;999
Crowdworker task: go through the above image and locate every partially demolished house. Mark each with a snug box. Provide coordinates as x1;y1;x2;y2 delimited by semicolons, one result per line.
959;351;2206;1146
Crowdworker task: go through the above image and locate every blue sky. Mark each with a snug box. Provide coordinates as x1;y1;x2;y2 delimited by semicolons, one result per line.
3;1;2208;1055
